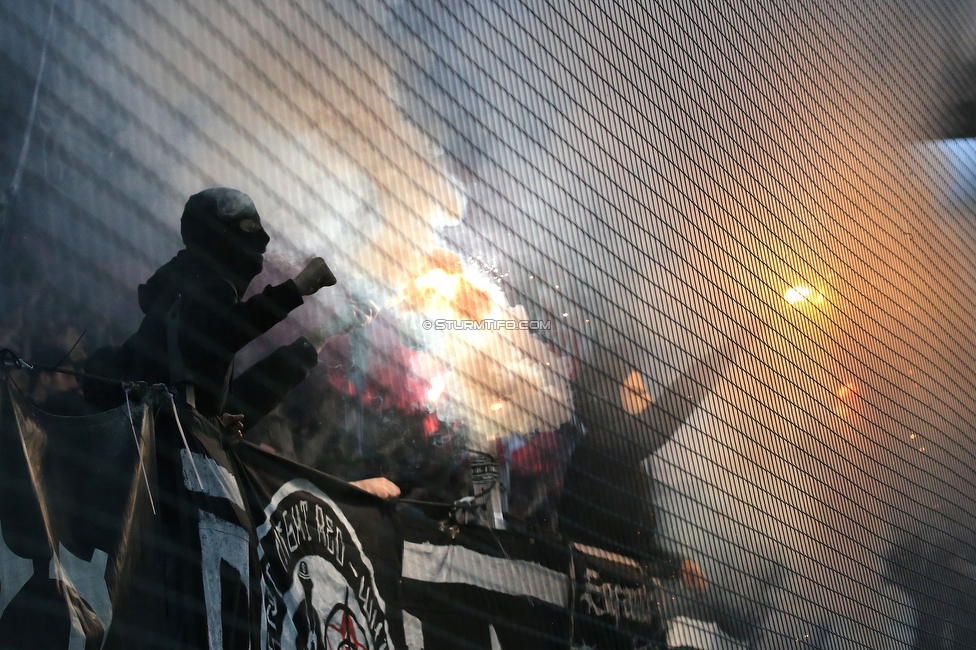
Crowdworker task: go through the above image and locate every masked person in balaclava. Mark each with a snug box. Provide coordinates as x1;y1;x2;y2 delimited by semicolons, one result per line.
75;188;339;650
79;189;400;650
84;187;335;428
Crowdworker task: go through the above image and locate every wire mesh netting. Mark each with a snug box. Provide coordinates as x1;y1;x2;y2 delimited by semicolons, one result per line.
3;0;976;648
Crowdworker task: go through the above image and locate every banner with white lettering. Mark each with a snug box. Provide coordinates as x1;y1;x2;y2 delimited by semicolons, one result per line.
233;443;405;650
570;544;668;649
0;378;671;650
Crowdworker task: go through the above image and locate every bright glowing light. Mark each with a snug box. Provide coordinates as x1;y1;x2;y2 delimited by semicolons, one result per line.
397;250;575;451
836;381;857;400
414;268;460;299
427;374;446;403
783;284;827;308
784;285;817;305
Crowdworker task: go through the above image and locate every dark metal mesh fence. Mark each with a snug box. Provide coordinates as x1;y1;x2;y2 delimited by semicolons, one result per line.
3;0;976;647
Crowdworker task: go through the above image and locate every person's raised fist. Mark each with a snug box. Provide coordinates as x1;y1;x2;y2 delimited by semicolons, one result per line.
293;257;337;296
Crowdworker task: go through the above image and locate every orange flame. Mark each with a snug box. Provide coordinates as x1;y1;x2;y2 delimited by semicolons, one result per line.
404;249;493;320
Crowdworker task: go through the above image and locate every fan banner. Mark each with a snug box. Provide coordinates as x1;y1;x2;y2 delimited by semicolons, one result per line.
397;510;574;650
233;442;405;650
0;378;669;649
570;543;668;650
0;379;154;649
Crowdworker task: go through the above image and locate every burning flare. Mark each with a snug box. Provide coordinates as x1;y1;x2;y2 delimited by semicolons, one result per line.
402;249;574;452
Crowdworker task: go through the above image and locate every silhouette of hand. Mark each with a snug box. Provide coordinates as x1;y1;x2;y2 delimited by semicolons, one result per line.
294;258;337;296
221;413;244;436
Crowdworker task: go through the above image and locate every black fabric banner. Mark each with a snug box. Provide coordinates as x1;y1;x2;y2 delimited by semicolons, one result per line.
570;544;668;649
234;442;405;650
0;379;673;649
0;379;154;650
105;402;257;650
398;513;573;650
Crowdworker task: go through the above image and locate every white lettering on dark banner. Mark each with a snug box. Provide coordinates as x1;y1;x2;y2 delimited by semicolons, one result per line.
256;479;392;650
579;568;658;626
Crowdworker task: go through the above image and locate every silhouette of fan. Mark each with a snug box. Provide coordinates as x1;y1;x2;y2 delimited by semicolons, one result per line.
559;347;731;560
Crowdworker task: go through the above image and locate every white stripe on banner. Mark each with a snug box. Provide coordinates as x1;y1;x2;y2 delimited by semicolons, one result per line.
181;449;245;509
199;511;249;650
402;541;571;607
403;610;425;650
489;624;503;650
0;519;33;620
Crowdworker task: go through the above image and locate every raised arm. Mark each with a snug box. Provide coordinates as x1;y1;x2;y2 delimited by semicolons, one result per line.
201;257;338;354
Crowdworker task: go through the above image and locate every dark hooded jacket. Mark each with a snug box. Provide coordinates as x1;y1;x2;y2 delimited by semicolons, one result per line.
84;188;318;425
123;249;312;418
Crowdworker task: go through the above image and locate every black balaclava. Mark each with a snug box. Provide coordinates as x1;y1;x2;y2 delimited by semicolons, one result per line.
180;188;271;295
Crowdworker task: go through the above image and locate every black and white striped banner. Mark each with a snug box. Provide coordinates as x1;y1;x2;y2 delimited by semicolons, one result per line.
0;380;669;650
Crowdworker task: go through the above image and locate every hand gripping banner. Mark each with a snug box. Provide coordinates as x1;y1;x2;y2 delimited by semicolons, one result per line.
232;443;405;650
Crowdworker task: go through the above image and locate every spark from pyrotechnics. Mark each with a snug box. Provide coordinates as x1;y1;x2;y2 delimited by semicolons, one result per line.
415;268;460;300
